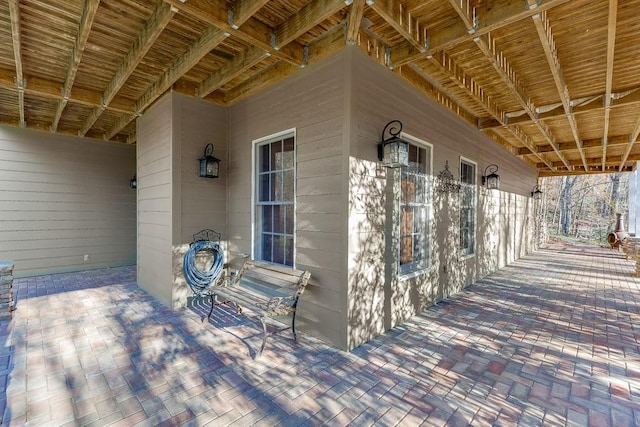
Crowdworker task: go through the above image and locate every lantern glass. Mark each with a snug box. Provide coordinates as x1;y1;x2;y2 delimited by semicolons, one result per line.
486;173;500;190
383;140;409;168
198;144;221;178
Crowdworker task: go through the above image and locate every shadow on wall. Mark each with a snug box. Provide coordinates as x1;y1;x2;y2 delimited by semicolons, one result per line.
346;159;387;349
478;188;500;279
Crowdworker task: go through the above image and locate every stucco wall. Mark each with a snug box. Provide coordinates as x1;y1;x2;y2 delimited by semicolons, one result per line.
0;126;136;278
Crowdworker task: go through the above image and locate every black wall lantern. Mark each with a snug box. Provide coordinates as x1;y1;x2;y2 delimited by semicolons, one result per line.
531;185;543;200
198;143;221;178
482;164;500;190
377;120;409;168
129;174;137;189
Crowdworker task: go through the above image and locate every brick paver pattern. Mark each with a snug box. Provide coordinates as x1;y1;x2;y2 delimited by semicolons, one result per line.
1;242;639;426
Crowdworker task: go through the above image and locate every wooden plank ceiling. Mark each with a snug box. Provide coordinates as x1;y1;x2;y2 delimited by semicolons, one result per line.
1;0;639;177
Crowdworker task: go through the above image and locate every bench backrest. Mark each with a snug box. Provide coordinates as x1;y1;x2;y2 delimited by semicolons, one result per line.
234;260;311;301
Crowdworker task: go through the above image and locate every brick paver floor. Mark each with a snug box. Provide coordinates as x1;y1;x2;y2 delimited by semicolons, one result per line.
1;242;639;426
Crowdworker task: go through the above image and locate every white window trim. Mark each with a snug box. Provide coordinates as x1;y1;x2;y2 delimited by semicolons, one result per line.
459;156;477;259
251;128;297;267
398;132;434;279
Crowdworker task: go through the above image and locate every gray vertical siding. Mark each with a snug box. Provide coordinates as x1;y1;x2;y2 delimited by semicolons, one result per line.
0;126;135;278
137;94;174;306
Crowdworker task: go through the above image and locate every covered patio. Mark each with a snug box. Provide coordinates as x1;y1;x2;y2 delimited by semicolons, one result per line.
1;241;638;426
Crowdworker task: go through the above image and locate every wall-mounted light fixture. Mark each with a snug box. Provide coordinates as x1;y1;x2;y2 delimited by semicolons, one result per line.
531;185;543;200
377;120;409;168
198;143;221;178
481;164;500;190
129;174;137;189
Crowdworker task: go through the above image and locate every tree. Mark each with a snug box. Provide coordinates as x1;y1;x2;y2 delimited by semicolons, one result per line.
559;176;578;235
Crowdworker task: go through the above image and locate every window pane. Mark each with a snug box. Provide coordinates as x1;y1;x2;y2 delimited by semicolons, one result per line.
400;236;413;264
285;237;294;266
401;207;413;235
283;137;294;169
272;140;283;170
262;206;273;232
273;235;285;264
272;172;282;201
283;170;294;201
262;234;273;262
259;144;270;173
259;174;270;202
273;205;284;234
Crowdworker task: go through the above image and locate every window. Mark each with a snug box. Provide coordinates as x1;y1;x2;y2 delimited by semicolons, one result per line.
460;158;476;256
255;132;295;267
399;138;432;275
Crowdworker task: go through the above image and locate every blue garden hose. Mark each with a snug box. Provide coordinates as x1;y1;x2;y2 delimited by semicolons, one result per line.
183;240;224;296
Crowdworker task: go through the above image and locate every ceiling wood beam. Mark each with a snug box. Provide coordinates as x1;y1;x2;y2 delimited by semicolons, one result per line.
229;0;270;29
474;34;536;120
398;65;476;126
519;134;630;155
391;0;572;67
602;0;618;169
0;69;134;115
224;23;346;104
510;125;555;170
51;0;100;133
273;0;349;50
199;46;268;97
619;117;640;171
446;0;477;33
79;1;175;137
8;0;24;128
367;0;428;56
532;10;585;171
163;0;305;66
107;26;229;140
481;86;640;130
541;153;640;170
346;0;366;44
427;51;505;124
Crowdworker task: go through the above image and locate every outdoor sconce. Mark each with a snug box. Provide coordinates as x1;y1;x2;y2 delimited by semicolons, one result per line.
129;174;137;189
198;143;221;178
377;120;409;168
482;164;500;190
531;185;543;200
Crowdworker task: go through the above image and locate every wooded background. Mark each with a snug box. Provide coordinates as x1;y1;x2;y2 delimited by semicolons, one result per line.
539;173;630;244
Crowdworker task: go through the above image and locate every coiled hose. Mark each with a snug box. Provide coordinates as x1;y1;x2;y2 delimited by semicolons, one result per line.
183;240;224;296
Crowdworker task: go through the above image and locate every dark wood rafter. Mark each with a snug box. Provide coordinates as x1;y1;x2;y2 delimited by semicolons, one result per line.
346;0;366;45
0;0;638;177
531;10;584;171
390;0;573;67
619;117;640;171
107;26;229;140
229;0;270;29
602;0;618;170
273;0;349;50
8;0;24;128
51;0;100;133
367;0;428;57
163;0;305;66
79;1;176;137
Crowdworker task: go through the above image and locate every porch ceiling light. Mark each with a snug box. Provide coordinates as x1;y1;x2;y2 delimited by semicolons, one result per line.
129;173;137;189
199;143;221;179
377;120;409;168
482;164;500;190
531;185;543;200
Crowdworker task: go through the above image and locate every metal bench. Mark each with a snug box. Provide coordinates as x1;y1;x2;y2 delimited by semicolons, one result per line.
211;259;311;357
